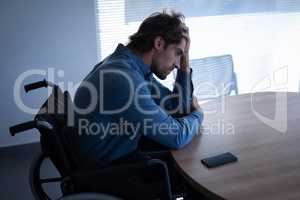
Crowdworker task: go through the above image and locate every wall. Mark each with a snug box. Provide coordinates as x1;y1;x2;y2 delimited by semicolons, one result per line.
0;0;98;147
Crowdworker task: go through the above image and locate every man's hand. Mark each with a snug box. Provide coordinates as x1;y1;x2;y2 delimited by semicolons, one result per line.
178;23;191;73
191;95;202;113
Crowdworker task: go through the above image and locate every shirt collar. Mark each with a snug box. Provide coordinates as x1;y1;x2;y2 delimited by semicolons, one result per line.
114;44;152;79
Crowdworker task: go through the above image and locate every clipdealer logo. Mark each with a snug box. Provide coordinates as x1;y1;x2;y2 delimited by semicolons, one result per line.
250;66;288;133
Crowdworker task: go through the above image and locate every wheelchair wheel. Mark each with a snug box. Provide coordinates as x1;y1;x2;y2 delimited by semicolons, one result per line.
30;152;54;200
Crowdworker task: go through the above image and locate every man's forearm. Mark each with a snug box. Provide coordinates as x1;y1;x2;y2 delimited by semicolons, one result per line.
172;68;194;116
178;51;190;73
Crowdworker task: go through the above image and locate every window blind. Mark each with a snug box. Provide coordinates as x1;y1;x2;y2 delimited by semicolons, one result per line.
95;0;300;93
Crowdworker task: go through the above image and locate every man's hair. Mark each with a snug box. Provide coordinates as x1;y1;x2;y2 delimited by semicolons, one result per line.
127;11;187;53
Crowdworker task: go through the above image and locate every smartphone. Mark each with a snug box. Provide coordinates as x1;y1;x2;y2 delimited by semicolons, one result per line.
201;152;238;168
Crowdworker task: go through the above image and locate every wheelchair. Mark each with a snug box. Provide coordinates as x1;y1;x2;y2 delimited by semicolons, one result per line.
9;79;186;200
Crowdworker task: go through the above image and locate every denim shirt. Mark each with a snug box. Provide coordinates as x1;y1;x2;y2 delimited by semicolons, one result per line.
70;44;204;166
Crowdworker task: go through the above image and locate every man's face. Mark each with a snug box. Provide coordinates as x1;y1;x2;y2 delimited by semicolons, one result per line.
151;38;186;80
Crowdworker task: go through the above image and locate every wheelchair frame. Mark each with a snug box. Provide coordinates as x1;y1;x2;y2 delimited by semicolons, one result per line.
9;79;176;200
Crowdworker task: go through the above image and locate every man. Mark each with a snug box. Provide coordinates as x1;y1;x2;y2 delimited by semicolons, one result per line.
68;11;204;199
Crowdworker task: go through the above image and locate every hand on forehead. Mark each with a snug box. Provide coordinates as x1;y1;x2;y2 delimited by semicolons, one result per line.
180;23;189;40
181;23;189;33
179;23;190;52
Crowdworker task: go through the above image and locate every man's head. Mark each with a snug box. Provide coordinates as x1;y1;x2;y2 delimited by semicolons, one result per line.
127;11;188;80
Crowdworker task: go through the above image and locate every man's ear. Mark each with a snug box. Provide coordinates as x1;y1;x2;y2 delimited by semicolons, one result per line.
153;36;165;50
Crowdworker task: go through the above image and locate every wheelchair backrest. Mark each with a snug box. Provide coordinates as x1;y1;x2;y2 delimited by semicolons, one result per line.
35;86;79;177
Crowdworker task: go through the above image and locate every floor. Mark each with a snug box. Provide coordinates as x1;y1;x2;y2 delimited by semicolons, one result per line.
0;143;60;199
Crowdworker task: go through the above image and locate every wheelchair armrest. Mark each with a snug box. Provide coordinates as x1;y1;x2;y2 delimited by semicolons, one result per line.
139;150;171;158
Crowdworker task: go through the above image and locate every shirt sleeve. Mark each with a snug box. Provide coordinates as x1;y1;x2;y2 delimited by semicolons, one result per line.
150;69;194;117
110;69;203;149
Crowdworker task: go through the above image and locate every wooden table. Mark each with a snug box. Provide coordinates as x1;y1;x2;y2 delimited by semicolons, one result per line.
171;92;300;200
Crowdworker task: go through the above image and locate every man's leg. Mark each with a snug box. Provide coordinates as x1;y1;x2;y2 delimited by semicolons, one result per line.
72;157;168;200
